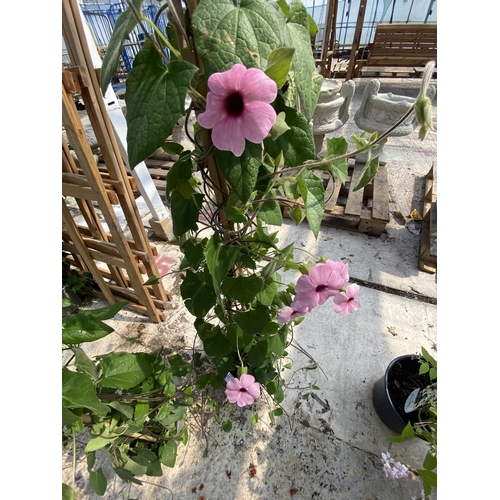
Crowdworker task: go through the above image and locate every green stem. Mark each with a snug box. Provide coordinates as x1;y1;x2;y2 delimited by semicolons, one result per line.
72;428;77;485
141;17;181;59
124;0;173;63
259;103;416;182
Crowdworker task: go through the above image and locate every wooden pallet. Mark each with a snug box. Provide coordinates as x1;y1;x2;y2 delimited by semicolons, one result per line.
143;154;390;236
143;151;176;201
283;161;390;236
419;164;437;273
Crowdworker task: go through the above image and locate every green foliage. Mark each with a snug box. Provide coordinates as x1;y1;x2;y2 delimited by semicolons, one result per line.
62;305;196;496
125;42;198;168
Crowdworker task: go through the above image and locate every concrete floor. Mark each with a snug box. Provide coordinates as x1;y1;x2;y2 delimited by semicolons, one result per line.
62;76;438;499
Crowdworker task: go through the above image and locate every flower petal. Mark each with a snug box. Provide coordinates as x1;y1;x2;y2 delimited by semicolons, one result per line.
207;63;247;95
240;101;277;143
225;388;242;403
211;116;247;156
226;377;242;391
197;93;227;129
236;391;255;407
239;68;277;103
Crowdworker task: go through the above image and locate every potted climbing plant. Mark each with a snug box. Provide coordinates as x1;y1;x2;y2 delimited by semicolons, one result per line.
62;0;436;494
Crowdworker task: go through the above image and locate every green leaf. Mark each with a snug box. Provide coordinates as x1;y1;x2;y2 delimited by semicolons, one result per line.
62;368;109;415
423;452;437;471
204;233;240;292
269;111;291;141
221;274;264;303
62;483;77;500
322;137;349;183
192;0;287;77
195;320;232;357
222;420;232;432
289;204;306;226
99;352;155;390
214;142;262;204
125;41;198;168
417;469;437;488
180;270;217;318
123;456;148;477
225;205;248;223
168;354;192;377
84;429;119;452
255;276;279;306
62;405;81;426
265;47;295;89
166;153;195;197
283;0;323;120
354;156;379;192
71;347;97;380
99;0;144;94
181;239;204;270
62;302;128;345
257;199;283;226
234;307;271;334
159;440;178;468
263;100;315;167
134;449;163;477
421;346;437;368
268;325;289;356
248;339;269;367
143;275;160;286
269;407;283;423
296;169;325;238
250;413;259;425
163;141;184;156
170;190;204;237
112;466;143;485
89;468;107;496
107;400;134;420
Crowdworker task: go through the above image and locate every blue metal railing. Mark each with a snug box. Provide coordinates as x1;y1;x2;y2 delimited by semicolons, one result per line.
66;1;169;79
66;1;437;79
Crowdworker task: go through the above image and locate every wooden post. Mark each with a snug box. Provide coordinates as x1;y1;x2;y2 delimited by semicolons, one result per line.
346;0;367;80
320;0;339;78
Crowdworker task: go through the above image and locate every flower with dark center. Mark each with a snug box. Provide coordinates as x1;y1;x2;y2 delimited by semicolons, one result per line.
225;374;261;407
294;260;349;309
197;64;277;157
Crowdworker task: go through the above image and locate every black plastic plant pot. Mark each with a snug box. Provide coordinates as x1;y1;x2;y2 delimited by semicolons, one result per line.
372;354;428;435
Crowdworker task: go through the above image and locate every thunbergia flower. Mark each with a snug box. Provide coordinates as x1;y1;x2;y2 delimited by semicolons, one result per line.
277;299;309;324
332;283;361;317
197;63;278;157
225;374;261;407
295;261;349;309
380;452;409;480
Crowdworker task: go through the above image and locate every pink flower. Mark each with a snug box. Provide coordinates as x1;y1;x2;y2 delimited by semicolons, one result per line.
225;374;261;407
197;64;277;157
295;261;349;309
332;283;361;317
277;299;309;323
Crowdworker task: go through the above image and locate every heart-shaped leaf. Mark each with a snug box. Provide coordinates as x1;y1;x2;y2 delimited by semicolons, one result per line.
125;41;198;168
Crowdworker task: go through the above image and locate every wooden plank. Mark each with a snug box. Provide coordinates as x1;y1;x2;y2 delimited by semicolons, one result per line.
371;164;390;222
344;163;364;216
419;165;437;273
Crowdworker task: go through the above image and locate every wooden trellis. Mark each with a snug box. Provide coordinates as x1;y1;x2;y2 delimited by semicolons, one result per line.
62;0;170;322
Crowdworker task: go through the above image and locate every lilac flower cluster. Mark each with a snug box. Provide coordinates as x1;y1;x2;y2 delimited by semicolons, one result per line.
380;452;410;480
277;260;360;323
